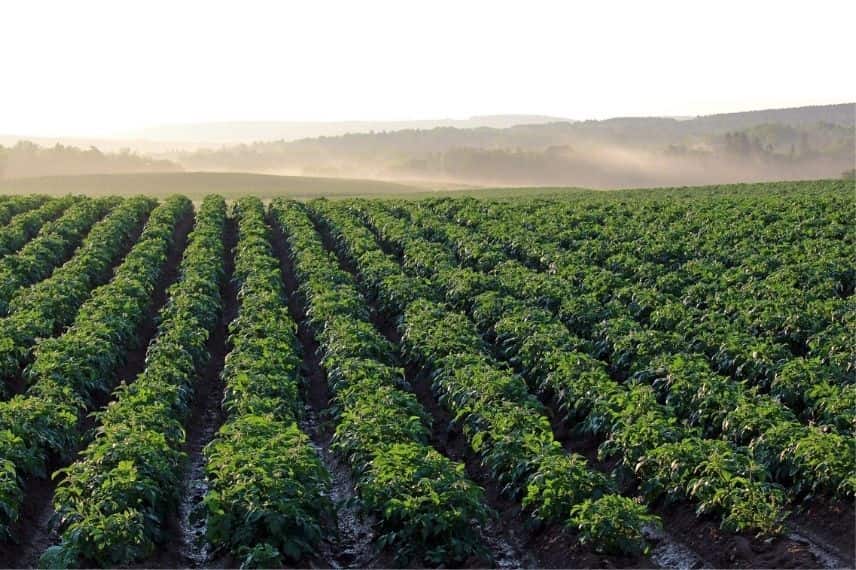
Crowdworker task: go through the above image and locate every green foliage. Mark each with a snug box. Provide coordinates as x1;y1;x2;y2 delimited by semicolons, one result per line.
0;197;116;315
0;195;50;226
274;199;489;565
0;196;77;258
358;443;489;564
391;190;854;506
326;202;659;555
0;196;155;390
569;495;659;556
636;439;786;535
523;452;610;521
205;418;331;564
318;183;853;553
3;179;851;563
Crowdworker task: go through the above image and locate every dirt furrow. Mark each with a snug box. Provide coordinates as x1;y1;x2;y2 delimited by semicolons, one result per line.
140;216;238;569
786;498;854;570
268;215;378;569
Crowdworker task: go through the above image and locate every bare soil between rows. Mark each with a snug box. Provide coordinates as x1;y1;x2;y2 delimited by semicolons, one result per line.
139;216;239;569
269;213;383;569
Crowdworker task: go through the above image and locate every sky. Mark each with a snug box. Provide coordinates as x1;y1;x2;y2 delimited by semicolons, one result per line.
1;0;854;137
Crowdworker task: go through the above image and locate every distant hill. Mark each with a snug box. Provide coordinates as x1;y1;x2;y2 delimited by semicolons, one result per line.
172;103;855;189
693;103;855;130
573;103;855;144
123;115;571;144
1;104;852;190
0;135;210;154
0;141;182;180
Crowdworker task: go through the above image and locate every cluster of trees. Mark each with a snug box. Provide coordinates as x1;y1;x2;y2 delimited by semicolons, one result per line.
0;141;181;179
379;135;852;188
721;122;853;159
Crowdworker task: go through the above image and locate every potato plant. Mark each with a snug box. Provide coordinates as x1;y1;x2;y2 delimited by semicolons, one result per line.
0;196;155;394
0;196;116;315
0;180;849;567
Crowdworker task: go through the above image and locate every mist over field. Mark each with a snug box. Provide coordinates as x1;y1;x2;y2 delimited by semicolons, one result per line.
2;104;853;190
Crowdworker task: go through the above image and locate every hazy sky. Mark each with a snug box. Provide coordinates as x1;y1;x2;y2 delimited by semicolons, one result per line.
2;0;854;137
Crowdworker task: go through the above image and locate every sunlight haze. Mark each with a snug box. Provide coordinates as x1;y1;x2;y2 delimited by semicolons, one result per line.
2;0;854;137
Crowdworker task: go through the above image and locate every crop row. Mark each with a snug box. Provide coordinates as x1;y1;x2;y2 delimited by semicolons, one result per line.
0;197;155;395
0;196;77;258
271;200;488;565
311;201;659;556
0;196;189;538
392;200;855;499
353;201;789;534
408;198;846;434
432;193;852;412
0;197;116;315
0;195;49;227
42;196;226;567
202;197;330;568
0;196;80;257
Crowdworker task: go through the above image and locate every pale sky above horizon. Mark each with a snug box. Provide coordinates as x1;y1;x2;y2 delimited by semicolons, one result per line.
1;0;854;137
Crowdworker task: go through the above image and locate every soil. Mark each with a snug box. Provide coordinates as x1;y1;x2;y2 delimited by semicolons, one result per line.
653;501;824;569
0;473;58;569
141;216;239;569
0;208;193;569
789;498;855;568
268;214;381;569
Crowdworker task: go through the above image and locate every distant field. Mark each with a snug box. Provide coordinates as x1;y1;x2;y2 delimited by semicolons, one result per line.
0;171;849;202
0;171;598;200
0;172;426;200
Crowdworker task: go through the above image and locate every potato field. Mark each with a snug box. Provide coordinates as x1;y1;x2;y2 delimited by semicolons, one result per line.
0;180;852;569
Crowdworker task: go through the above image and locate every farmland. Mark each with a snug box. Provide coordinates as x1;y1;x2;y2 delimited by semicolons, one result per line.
0;179;852;569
